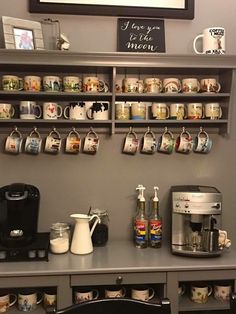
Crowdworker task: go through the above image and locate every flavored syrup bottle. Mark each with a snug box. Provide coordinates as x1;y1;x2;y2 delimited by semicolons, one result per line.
149;186;162;248
134;185;148;248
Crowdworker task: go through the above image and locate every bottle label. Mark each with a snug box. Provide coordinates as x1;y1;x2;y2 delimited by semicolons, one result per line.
149;219;162;242
135;220;147;242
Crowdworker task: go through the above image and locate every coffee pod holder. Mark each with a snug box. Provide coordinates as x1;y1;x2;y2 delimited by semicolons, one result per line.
141;126;156;154
123;127;139;155
83;127;99;154
25;127;42;155
65;127;81;154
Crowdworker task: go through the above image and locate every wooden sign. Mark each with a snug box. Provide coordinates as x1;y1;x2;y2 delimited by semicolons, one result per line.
117;18;165;53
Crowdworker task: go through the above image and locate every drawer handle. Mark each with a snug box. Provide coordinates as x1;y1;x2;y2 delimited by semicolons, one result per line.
116;276;123;284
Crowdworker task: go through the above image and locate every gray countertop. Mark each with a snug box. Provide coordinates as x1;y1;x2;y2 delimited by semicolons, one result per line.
0;241;235;277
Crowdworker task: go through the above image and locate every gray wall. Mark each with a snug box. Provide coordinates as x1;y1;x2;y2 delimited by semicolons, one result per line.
0;0;236;245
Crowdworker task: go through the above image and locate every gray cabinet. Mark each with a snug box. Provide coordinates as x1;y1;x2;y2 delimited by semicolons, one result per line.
0;50;235;135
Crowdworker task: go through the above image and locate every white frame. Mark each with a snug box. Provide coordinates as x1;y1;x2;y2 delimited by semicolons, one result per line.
2;16;44;50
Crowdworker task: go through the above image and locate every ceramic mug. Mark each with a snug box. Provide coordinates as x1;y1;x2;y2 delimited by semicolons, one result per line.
214;283;232;302
178;284;186;297
218;230;231;249
65;128;81;154
158;127;174;154
144;77;162;93
43;288;57;311
200;78;221;93
193;27;225;54
63;76;81;92
20;101;42;119
64;102;87;120
130;102;146;120
43;76;62;92
0;103;15;119
43;102;63;120
163;78;181;93
170;103;186;120
83;129;99;154
123;128;139;155
193;128;212;154
187;103;204;119
18;289;43;312
115;101;130;120
45;129;61;154
105;286;126;298
86;102;109;120
74;288;99;304
24;76;41;92
141;128;156;154
182;78;200;93
131;285;155;301
5;127;23;154
175;127;193;154
204;102;222;119
115;79;123;93
151;103;169;120
190;283;212;304
25;127;42;155
83;76;105;93
0;293;17;312
2;75;23;91
122;77;139;93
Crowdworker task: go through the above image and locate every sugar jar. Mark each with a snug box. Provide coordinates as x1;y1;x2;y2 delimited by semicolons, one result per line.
50;222;70;254
90;208;109;246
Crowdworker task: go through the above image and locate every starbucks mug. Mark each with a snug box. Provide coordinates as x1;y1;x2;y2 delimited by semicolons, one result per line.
25;127;42;155
141;127;156;154
0;293;17;312
175;127;193;154
123;128;139;155
204;102;222;119
5;127;23;154
0;103;15;119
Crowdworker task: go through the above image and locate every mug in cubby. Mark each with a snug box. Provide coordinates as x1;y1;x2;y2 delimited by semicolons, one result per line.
18;289;43;312
170;103;186;120
131;285;155;301
151;103;169;120
144;77;162;93
43;76;62;92
182;78;200;93
115;101;130;120
43;288;57;310
2;75;23;91
86;102;109;120
63;76;81;92
187;102;204;119
190;282;212;304
0;292;17;312
5;127;23;154
213;282;232;302
20;101;42;120
158;127;174;154
43;102;63;120
24;76;41;92
204;102;222;119
141;128;156;154
74;287;99;304
0;103;15;119
163;77;181;93
123;128;139;155
104;286;126;298
83;76;105;93
130;102;146;120
200;78;221;93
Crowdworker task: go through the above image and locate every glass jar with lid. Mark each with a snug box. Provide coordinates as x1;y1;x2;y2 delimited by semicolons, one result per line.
90;208;109;246
50;222;70;254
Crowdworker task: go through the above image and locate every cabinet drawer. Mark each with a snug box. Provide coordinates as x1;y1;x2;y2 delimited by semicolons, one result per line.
71;272;166;286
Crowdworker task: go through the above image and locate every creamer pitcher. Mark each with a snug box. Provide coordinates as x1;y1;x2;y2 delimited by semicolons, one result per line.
70;214;100;254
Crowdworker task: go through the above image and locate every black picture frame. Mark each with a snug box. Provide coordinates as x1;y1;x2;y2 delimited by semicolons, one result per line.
29;0;194;20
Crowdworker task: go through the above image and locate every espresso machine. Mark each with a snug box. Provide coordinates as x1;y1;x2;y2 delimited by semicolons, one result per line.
171;185;222;257
0;183;49;261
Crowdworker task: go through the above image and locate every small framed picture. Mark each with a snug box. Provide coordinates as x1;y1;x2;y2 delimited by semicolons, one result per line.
2;16;44;50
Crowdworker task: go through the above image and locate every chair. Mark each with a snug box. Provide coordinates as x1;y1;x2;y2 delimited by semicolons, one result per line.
48;298;171;314
230;293;236;313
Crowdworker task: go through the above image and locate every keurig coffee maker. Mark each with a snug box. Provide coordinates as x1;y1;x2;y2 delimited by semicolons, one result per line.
0;183;49;261
171;185;222;257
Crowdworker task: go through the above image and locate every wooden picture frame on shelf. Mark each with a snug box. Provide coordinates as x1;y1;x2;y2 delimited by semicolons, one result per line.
2;16;44;50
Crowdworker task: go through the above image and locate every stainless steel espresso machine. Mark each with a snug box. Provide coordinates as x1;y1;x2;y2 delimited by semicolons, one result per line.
171;185;222;257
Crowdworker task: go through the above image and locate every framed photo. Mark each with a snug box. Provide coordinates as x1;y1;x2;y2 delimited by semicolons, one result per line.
29;0;195;20
2;16;44;50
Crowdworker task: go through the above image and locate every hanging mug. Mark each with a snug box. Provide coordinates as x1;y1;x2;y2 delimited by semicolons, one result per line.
25;127;42;155
45;128;61;154
141;128;156;154
175;127;193;154
5;127;23;154
193;127;212;154
123;128;139;155
158;127;174;154
65;128;81;154
83;129;99;154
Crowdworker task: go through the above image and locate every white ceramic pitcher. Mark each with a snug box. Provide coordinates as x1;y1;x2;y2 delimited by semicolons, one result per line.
70;214;100;255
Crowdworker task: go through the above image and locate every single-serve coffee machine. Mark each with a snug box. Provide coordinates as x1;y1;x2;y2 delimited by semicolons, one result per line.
171;185;223;257
0;183;49;261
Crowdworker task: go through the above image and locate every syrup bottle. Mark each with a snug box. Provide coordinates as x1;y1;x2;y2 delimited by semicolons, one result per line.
134;185;148;248
149;186;162;248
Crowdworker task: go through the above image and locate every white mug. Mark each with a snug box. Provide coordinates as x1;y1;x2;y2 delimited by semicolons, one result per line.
43;102;63;120
152;103;169;120
191;283;212;304
204;102;222;119
144;77;162;93
86;102;109;120
105;287;126;298
170;103;186;120
45;129;61;154
18;290;43;312
163;78;181;93
214;283;232;302
65;128;81;154
193;128;212;154
175;127;193;154
83;129;99;154
64;102;87;120
5;127;23;154
0;103;15;119
20;101;42;119
83;76;105;92
141;128;156;154
131;286;155;301
74;288;99;304
25;128;42;155
193;27;225;54
123;128;139;155
0;293;17;312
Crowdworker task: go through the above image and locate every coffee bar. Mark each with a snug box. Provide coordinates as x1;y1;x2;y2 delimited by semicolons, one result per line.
0;1;236;314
